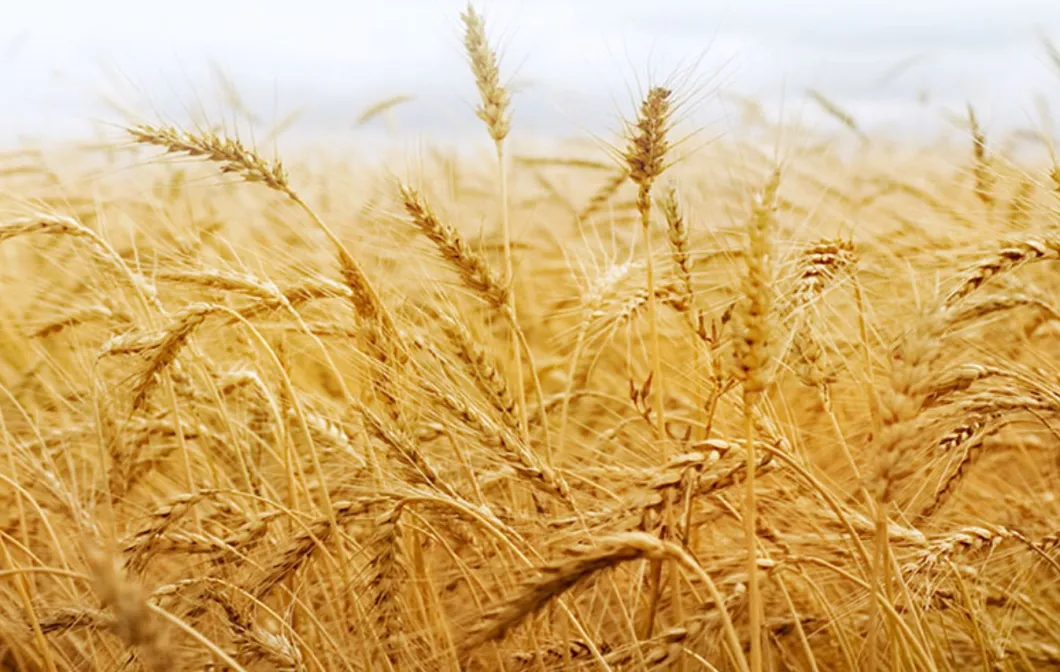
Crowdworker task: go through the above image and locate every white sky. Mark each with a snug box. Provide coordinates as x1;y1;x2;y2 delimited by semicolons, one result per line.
3;0;1060;146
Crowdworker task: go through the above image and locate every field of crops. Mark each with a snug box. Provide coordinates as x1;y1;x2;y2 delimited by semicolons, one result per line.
2;6;1060;671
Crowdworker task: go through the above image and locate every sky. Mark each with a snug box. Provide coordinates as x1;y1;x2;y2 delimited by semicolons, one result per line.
2;0;1060;149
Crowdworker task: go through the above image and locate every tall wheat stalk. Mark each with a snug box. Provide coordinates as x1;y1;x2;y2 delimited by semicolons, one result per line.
735;170;780;672
461;5;536;457
624;85;674;639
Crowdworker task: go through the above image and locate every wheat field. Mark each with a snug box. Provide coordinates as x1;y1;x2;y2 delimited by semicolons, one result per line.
2;6;1060;672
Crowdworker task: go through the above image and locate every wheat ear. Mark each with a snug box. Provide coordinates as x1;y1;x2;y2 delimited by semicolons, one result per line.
457;531;744;669
128;124;398;337
399;183;508;310
968;105;995;207
945;235;1060;307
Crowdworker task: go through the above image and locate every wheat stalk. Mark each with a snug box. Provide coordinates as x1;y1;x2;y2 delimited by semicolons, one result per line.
732;170;779;672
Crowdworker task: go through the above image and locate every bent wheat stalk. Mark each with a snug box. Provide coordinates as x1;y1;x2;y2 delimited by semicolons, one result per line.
457;532;748;671
128;124;399;338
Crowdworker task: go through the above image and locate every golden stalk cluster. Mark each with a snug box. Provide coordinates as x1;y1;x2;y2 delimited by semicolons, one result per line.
3;6;1060;672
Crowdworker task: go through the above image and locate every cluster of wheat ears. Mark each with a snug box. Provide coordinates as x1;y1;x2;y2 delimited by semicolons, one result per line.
3;6;1060;672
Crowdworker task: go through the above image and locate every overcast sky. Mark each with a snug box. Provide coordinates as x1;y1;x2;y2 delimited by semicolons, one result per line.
2;0;1060;148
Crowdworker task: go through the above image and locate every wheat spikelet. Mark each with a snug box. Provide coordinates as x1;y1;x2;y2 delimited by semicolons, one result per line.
296;408;360;462
967;105;995;207
807;89;867;141
945;235;1060;307
423;382;571;502
623;83;675;473
36;607;115;635
920;422;1002;519
461;4;510;143
734;171;779;394
1019;642;1060;666
923;363;1008;407
121;490;226;571
366;502;409;663
662;185;694;313
944;293;1060;328
234;277;352;321
636;444;776;522
440;314;519;428
577;169;629;221
870;295;947;671
508;639;611;669
101;303;216;359
206;592;304;670
251;499;379;599
130;124;288;190
901;525;1021;574
783;238;857;394
101;302;218;410
31;303;132;338
155;267;281;300
789;238;858;309
515;156;613;171
1;213;104;247
400;183;508;311
956;389;1058;417
589;282;681;338
131;124;389;327
359;319;406;421
459;0;535;452
356;400;459;499
791;324;836;391
625;87;673;215
356;94;416;127
128;515;278;559
732;175;780;672
585;260;639;313
0;213;158;307
1008;179;1034;228
874;323;942;503
936;415;993;453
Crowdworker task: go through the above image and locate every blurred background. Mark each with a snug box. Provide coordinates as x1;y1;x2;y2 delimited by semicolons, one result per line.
3;0;1060;151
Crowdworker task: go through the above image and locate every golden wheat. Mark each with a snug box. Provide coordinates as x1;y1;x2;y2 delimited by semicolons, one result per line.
4;9;1060;672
